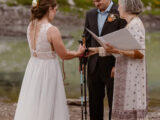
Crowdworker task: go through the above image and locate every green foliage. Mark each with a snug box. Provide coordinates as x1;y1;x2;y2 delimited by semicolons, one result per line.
59;6;85;18
143;9;160;15
113;0;118;4
113;0;160;9
6;1;18;6
14;0;69;6
9;0;160;8
57;0;69;6
142;0;160;8
12;0;160;9
16;0;32;5
152;0;160;8
74;0;93;9
5;0;160;16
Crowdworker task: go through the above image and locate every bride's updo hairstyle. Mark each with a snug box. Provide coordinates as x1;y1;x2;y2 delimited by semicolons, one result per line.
31;0;57;21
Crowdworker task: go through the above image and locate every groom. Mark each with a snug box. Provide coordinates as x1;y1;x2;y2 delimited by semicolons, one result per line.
83;0;127;120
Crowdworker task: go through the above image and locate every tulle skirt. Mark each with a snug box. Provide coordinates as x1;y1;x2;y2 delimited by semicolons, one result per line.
14;57;69;120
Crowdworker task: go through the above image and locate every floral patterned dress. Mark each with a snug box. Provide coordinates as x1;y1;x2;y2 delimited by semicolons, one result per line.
111;17;148;120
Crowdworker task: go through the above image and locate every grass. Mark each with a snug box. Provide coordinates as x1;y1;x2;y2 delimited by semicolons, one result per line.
57;0;69;5
143;9;160;15
58;6;86;18
14;0;69;6
74;0;93;9
16;0;31;5
6;1;18;6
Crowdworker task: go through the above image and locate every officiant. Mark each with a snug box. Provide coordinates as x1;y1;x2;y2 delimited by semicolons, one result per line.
83;0;126;120
87;0;148;119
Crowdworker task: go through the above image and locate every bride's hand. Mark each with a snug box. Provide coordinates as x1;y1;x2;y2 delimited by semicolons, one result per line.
76;44;85;57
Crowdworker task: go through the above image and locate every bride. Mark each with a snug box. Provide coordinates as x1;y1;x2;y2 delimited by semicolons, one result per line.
14;0;85;120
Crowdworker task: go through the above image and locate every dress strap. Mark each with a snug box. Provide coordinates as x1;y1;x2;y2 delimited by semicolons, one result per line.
32;20;38;57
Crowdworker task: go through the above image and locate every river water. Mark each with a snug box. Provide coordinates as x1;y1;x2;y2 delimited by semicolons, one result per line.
0;33;160;110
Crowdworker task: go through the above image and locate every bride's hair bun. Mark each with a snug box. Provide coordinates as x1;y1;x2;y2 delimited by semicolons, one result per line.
31;0;57;21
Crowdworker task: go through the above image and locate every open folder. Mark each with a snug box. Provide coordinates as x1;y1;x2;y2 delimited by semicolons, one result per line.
86;28;144;50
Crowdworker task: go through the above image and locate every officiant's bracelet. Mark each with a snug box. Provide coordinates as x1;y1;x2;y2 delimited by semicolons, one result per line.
98;47;108;56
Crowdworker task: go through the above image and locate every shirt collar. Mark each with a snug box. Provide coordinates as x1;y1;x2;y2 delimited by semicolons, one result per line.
97;0;113;14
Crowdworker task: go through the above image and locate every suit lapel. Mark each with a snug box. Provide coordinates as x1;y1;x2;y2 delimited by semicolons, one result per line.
101;18;110;36
93;10;99;36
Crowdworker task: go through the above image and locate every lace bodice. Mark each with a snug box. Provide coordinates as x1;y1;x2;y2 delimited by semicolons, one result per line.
27;23;56;59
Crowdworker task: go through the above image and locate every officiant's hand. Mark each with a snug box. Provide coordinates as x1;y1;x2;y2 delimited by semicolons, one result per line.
105;44;144;59
104;44;120;54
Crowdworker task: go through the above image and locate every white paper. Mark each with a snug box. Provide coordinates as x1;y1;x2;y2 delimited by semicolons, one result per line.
86;28;144;50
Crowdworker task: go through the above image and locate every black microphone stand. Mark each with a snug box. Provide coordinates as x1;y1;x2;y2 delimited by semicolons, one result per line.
79;35;88;120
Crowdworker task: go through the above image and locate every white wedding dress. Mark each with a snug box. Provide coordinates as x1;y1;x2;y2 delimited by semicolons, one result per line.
14;23;69;120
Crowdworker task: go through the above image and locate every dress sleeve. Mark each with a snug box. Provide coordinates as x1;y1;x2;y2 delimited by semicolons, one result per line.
127;21;145;56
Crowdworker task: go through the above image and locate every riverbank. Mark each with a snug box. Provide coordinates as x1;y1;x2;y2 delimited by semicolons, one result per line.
0;99;160;120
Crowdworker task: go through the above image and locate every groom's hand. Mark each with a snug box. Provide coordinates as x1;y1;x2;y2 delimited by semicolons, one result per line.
86;47;99;57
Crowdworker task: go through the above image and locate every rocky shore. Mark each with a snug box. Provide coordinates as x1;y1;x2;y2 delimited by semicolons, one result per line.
0;4;160;37
0;99;160;120
0;4;84;37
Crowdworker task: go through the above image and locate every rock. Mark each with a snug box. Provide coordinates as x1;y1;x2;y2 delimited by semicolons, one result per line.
0;4;160;37
0;98;160;120
140;15;160;32
0;0;8;4
67;98;88;106
67;98;81;106
67;0;75;6
0;4;84;37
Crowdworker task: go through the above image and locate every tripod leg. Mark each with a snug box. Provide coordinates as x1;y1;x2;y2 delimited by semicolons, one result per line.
84;65;87;120
80;71;84;120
